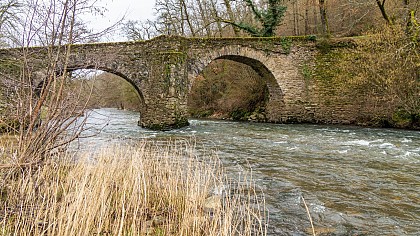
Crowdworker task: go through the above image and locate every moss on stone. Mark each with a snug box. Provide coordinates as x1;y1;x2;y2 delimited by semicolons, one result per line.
145;118;189;131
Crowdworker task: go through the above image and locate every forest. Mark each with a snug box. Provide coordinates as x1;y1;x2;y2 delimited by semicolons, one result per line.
123;0;418;39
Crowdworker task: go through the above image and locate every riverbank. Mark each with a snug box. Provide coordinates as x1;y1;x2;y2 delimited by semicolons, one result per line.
0;142;266;235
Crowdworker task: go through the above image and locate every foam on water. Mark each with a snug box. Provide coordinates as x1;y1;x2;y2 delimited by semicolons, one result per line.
310;202;327;213
379;142;396;149
401;138;412;143
343;140;371;146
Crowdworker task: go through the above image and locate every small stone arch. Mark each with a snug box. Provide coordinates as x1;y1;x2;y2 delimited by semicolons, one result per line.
187;46;285;121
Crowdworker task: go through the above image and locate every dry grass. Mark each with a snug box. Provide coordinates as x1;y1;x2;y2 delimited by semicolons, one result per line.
0;142;267;235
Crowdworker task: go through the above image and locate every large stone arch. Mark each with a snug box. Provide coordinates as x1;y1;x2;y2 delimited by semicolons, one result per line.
66;65;146;121
187;46;287;121
34;62;146;126
65;65;146;107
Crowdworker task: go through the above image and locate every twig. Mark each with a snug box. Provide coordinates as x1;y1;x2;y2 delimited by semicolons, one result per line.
301;194;316;236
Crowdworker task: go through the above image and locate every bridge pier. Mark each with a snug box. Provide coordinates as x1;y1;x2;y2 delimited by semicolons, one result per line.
139;50;189;130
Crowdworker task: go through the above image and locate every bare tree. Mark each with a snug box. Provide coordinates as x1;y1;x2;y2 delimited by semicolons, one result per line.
0;0;109;169
304;0;311;34
223;0;241;36
122;20;158;40
155;0;183;35
195;0;211;36
209;0;224;36
180;0;196;36
0;0;21;47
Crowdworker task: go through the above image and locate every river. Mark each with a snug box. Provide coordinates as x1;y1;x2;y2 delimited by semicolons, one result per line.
73;108;420;236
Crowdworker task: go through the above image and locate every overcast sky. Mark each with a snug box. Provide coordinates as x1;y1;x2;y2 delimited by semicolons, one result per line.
83;0;156;41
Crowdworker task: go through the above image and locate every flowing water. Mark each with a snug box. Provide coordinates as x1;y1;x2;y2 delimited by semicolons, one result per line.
74;108;420;235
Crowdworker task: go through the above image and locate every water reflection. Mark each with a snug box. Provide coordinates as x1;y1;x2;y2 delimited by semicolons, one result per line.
74;108;420;236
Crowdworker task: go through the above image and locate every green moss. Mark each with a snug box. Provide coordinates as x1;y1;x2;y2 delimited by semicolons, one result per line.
307;35;317;41
392;109;420;128
313;40;349;89
316;39;333;53
146;118;189;131
230;109;251;121
188;108;214;118
301;63;313;81
279;37;292;54
0;58;22;74
157;50;185;56
316;38;357;53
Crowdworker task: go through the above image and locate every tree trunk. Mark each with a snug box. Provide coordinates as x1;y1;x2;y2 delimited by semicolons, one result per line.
196;0;211;36
313;0;318;34
403;0;411;30
293;0;297;35
375;0;392;24
223;0;240;36
305;0;310;34
319;0;329;36
210;0;223;37
297;0;301;35
179;1;185;35
180;0;195;36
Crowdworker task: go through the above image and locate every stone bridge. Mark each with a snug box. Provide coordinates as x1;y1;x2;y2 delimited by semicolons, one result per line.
2;35;319;130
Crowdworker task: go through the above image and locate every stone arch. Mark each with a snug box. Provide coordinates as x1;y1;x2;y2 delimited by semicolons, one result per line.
51;65;147;124
187;46;285;121
65;65;145;107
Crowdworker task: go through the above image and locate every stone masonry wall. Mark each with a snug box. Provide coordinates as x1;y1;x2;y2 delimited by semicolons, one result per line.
0;36;374;130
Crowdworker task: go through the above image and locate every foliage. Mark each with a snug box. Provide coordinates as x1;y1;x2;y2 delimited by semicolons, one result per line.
122;20;157;40
280;37;292;53
188;59;268;121
408;10;420;43
328;25;420;128
224;0;287;37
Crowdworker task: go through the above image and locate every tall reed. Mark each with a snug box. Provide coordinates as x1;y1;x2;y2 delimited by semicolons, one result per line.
0;142;267;235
